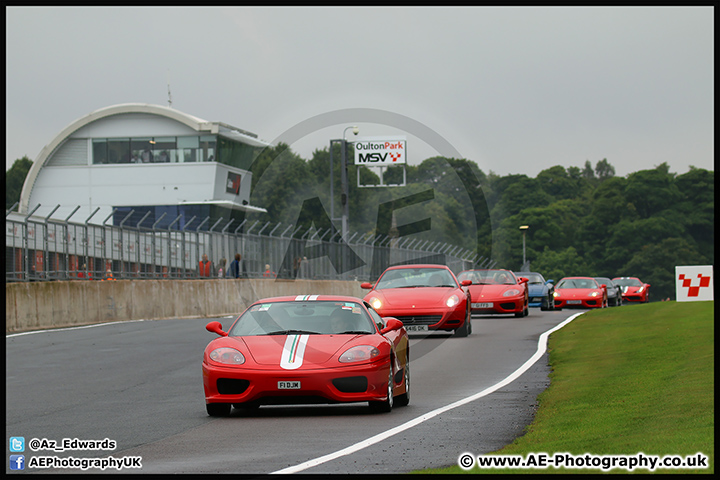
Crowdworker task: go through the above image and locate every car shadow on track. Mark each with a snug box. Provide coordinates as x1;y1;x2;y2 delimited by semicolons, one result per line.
227;403;389;418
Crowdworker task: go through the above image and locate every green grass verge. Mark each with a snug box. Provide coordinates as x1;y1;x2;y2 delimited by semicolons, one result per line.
419;301;714;474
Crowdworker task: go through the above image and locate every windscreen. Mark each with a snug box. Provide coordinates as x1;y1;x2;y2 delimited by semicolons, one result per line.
375;267;458;289
229;300;375;336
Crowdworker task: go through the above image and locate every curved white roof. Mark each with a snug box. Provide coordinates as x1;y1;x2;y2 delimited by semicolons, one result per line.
19;103;266;214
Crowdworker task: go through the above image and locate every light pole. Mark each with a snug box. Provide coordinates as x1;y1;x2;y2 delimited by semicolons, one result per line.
329;126;359;241
519;225;529;269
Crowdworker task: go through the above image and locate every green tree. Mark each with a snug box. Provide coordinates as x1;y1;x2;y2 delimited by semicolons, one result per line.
674;167;714;264
621;237;707;301
601;217;688;276
531;246;593;282
576;176;630;272
536;165;584;200
594;158;616;181
247;145;315;226
581;160;595;180
624;165;682;219
6;156;33;210
489;175;551;223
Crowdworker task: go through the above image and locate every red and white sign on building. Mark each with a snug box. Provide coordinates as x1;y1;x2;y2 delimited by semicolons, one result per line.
675;265;714;302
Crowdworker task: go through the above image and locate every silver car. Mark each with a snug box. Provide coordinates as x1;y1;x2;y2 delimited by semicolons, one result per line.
594;277;623;307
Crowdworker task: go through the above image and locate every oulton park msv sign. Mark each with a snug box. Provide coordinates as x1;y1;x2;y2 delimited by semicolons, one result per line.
354;137;407;166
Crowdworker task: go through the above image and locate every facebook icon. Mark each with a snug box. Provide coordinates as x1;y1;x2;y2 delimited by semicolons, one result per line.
10;455;25;470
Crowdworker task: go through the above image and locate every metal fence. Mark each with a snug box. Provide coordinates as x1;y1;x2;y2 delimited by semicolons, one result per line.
6;204;495;283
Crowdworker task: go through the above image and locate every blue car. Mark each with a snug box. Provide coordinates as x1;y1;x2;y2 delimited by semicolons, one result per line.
514;272;556;311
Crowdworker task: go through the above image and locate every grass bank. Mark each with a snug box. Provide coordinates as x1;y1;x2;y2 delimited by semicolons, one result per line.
422;301;714;474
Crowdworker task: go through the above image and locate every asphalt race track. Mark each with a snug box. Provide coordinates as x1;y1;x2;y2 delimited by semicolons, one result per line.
6;309;576;474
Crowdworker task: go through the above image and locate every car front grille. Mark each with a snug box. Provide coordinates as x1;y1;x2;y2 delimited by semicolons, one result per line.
217;378;250;395
332;376;368;393
393;315;443;325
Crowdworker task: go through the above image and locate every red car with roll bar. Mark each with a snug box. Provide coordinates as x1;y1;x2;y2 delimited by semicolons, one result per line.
202;295;409;416
612;276;651;303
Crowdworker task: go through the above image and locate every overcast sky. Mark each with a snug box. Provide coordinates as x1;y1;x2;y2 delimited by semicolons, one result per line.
6;6;714;178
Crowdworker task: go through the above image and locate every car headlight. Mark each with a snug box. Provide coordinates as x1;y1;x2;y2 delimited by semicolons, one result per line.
339;345;380;363
446;294;460;307
209;347;245;365
588;291;600;297
369;297;382;310
503;289;521;297
637;286;645;293
553;291;560;298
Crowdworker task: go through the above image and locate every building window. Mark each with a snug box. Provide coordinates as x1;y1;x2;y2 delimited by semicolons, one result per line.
131;138;154;163
108;138;131;164
218;136;258;170
154;137;177;163
177;136;199;163
93;139;108;164
200;135;217;162
92;136;220;165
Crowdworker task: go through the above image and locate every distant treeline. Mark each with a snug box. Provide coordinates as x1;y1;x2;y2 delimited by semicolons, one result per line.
245;144;714;302
7;146;713;301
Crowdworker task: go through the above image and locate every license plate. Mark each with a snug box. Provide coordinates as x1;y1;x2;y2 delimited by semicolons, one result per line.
405;325;429;332
278;381;301;389
567;300;582;305
472;303;493;308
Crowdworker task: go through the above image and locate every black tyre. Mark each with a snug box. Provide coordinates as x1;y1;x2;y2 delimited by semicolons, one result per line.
369;370;394;413
206;402;231;417
454;319;470;337
395;353;410;407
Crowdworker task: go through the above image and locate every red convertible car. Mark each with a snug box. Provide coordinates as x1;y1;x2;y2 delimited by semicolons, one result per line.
457;269;529;317
553;277;608;309
612;277;651;303
202;295;409;416
361;264;472;337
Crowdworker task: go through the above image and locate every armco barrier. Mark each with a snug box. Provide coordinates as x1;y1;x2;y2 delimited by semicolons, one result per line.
5;279;366;333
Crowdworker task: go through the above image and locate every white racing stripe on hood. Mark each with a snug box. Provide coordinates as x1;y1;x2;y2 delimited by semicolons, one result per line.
280;334;309;370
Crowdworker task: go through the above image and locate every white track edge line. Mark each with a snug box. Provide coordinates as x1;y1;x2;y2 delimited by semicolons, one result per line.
272;312;585;474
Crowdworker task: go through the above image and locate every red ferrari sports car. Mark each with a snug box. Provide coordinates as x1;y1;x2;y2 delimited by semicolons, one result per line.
457;269;529;317
360;264;472;337
202;295;409;416
612;277;651;303
553;277;608;309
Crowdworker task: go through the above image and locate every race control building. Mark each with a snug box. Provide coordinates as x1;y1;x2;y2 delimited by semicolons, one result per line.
18;103;269;228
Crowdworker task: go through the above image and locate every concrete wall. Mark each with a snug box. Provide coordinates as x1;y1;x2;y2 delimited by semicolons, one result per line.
5;279;367;333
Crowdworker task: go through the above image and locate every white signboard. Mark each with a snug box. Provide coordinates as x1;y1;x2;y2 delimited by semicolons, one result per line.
353;137;406;166
675;265;714;302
